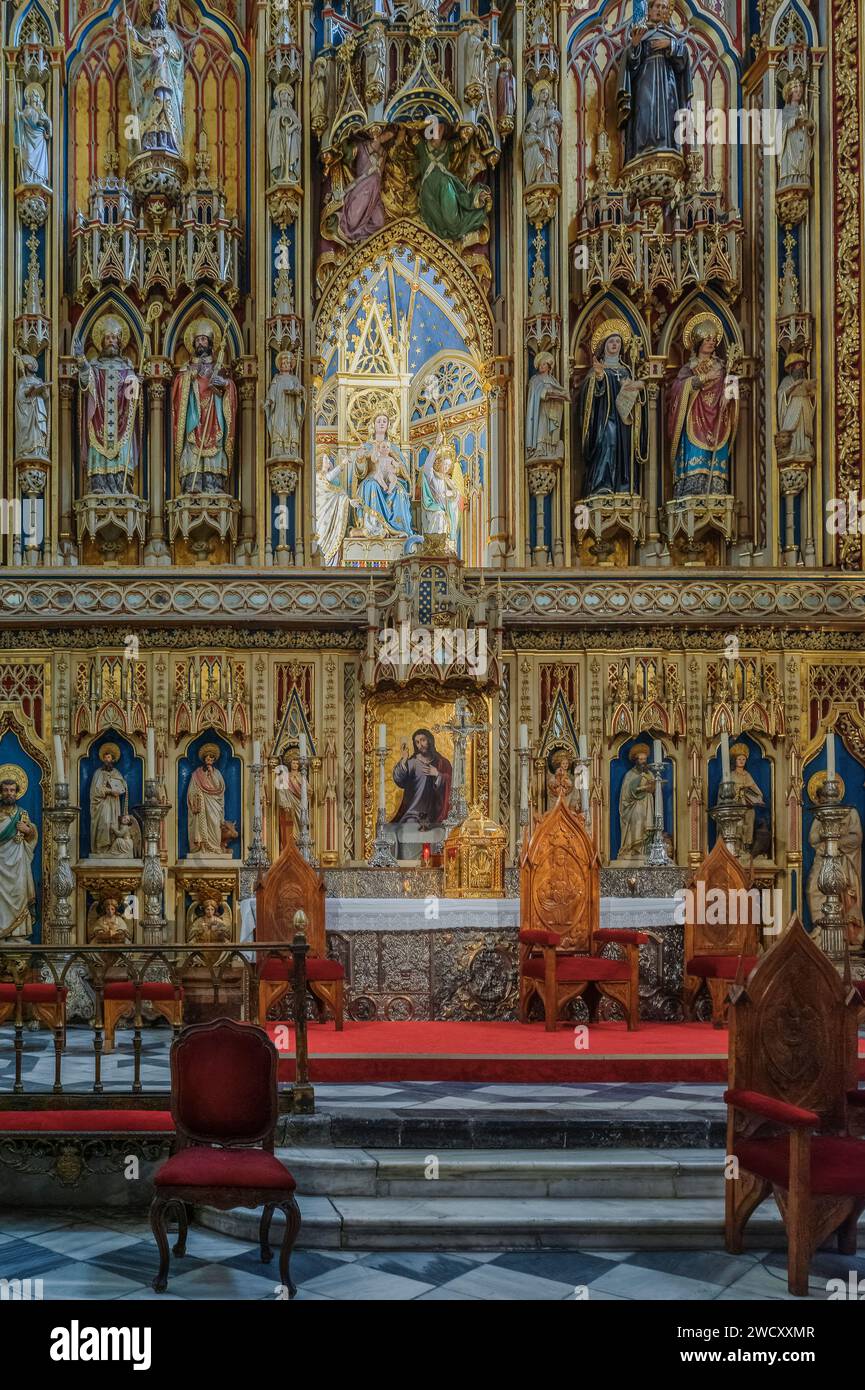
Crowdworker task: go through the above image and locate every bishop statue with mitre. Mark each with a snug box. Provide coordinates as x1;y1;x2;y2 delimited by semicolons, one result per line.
172;317;237;496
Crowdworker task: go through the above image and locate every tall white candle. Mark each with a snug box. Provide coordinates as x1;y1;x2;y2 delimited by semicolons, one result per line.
253;739;261;767
519;723;528;751
579;733;588;760
378;722;387;752
654;771;662;820
253;764;262;823
299;732;308;759
653;738;662;766
721;731;730;782
827;730;836;781
53;735;66;784
146;726;156;781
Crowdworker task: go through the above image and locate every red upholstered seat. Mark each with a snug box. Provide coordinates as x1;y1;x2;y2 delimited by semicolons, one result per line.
155;1146;296;1190
687;954;758;980
0;984;68;1002
150;1018;302;1295
104;983;182;1001
853;981;865;1002
735;1135;865;1196
260;956;344;981
522;954;629;983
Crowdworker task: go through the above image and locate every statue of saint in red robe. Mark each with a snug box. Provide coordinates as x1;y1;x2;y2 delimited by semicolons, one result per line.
173;321;237;495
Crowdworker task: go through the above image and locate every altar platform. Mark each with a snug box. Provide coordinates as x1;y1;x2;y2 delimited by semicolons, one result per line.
272;1021;865;1085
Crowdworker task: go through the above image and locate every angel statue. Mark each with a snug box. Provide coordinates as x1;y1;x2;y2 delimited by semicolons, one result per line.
314;452;352;566
420;433;465;553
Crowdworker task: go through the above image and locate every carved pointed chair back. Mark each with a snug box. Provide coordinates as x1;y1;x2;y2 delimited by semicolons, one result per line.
255;832;343;1029
724;915;864;1294
682;839;760;1026
519;794;647;1031
256;831;326;954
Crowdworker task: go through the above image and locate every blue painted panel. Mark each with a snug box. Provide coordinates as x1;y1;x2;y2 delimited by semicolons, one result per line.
177;730;242;860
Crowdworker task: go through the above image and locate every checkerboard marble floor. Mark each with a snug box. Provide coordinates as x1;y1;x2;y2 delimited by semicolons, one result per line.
0;1026;725;1111
0;1209;860;1300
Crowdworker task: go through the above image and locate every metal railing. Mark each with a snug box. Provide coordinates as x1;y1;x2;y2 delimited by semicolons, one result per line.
0;929;313;1113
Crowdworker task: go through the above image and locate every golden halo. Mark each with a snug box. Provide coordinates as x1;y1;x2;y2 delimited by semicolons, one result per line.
198;743;221;762
0;764;28;797
99;742;121;763
23;83;44;105
182;317;223;359
683;311;724;351
784;351;807;370
532;79;553;101
730;742;749;760
808;769;845;803
92;314;130;351
629;743;650;761
591;317;632;356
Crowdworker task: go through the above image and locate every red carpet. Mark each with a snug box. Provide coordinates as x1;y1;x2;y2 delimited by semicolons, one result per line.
271;1021;865;1084
271;1020;718;1083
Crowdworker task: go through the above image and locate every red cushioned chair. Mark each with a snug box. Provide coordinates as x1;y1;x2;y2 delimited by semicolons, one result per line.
725;916;864;1295
150;1017;300;1294
0;982;67;1041
255;831;344;1029
519;795;647;1032
682;840;759;1027
102;981;183;1053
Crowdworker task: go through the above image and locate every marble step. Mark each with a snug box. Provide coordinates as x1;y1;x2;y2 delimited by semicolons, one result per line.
196;1192;790;1251
274;1146;726;1199
277;1109;726;1151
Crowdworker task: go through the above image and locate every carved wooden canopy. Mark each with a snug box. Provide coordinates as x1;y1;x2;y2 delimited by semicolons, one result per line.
520;793;599;953
685;838;759;960
727;915;858;1132
255;832;326;957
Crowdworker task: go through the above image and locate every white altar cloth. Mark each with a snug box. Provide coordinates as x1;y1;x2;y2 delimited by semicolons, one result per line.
240;896;679;940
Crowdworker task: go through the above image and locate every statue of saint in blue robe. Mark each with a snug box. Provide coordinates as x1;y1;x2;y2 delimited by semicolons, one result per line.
578;335;645;498
617;4;692;166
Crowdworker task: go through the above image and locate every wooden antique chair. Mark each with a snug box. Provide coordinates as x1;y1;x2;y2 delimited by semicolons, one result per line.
682;839;760;1027
519;794;647;1032
725;915;865;1295
0;982;67;1039
150;1017;301;1294
102;981;184;1052
256;831;344;1029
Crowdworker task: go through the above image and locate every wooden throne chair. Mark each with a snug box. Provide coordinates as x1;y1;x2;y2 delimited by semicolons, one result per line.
150;1018;301;1294
255;831;344;1029
725;915;865;1295
682;839;760;1027
519;794;647;1032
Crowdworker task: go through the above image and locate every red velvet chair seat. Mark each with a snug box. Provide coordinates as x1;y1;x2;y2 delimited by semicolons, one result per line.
735;1135;865;1196
260;956;344;982
0;984;68;1002
155;1146;296;1190
104;983;182;1001
522;954;629;983
687;954;758;980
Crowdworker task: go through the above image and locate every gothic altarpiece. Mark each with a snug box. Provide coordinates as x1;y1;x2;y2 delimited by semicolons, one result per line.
1;0;865;1021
